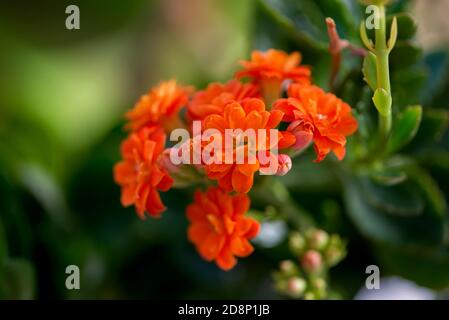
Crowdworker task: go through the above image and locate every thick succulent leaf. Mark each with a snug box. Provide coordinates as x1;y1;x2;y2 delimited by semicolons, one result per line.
375;244;449;290
0;219;7;262
387;105;422;153
391;67;427;110
390;42;423;70
362;52;377;90
343;172;445;248
405;109;449;151
257;0;328;50
359;176;424;217
373;88;392;116
370;169;407;186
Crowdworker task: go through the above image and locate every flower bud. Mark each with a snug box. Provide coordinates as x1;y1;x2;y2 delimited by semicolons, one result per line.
275;154;292;176
287;120;313;153
324;248;345;266
287;277;306;297
301;250;323;273
160;148;182;173
289;232;305;254
307;229;329;251
324;235;346;266
279;260;296;275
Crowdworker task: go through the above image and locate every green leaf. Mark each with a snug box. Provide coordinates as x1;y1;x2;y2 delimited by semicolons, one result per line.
313;0;360;41
406;109;449;151
370;156;411;186
359;21;374;51
370;169;407;186
362;52;377;90
0;219;7;262
342;173;445;248
390;42;423;69
359;177;424;217
375;244;449;290
423;51;449;108
0;258;36;299
373;88;392;116
391;67;427;110
387;16;398;51
257;0;328;51
387;13;417;41
405;165;447;220
387;105;422;153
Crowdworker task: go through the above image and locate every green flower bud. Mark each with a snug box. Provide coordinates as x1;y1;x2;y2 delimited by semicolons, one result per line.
289;232;305;254
279;260;297;276
287;277;306;298
307;229;329;251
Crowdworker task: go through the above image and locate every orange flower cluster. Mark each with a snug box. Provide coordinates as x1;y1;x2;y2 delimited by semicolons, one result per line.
113;49;358;270
274;84;358;162
187;187;259;270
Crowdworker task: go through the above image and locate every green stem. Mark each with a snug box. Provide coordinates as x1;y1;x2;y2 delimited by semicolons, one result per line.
374;4;392;146
251;178;314;231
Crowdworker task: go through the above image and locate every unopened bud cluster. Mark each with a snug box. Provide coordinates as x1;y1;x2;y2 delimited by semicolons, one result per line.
273;229;346;299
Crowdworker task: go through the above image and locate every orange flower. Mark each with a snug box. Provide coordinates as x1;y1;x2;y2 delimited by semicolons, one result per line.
126;80;191;132
202;98;295;193
187;79;260;122
235;49;311;105
186;187;260;270
113;126;173;218
274;84;358;162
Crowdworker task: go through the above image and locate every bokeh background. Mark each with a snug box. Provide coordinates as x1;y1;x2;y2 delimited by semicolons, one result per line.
0;0;448;299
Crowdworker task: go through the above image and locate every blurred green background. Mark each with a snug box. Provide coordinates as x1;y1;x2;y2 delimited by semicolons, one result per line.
0;0;449;299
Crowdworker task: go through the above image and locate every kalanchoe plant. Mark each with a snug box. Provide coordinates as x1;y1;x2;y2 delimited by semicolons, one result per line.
109;0;449;299
2;0;449;301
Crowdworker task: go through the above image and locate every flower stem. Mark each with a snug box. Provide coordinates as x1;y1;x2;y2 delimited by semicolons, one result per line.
374;4;392;145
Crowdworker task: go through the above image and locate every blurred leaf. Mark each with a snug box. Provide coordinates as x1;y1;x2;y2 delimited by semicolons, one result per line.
405;165;447;220
0;258;36;299
375;244;449;290
2;38;130;154
18;164;70;228
343;172;445;248
313;0;360;40
370;156;410;186
390;42;423;70
423;51;449;108
391;67;427;109
406;109;449;151
359;177;424;217
387;105;422;153
0;219;7;262
362;52;377;90
257;0;328;50
370;169;407;186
